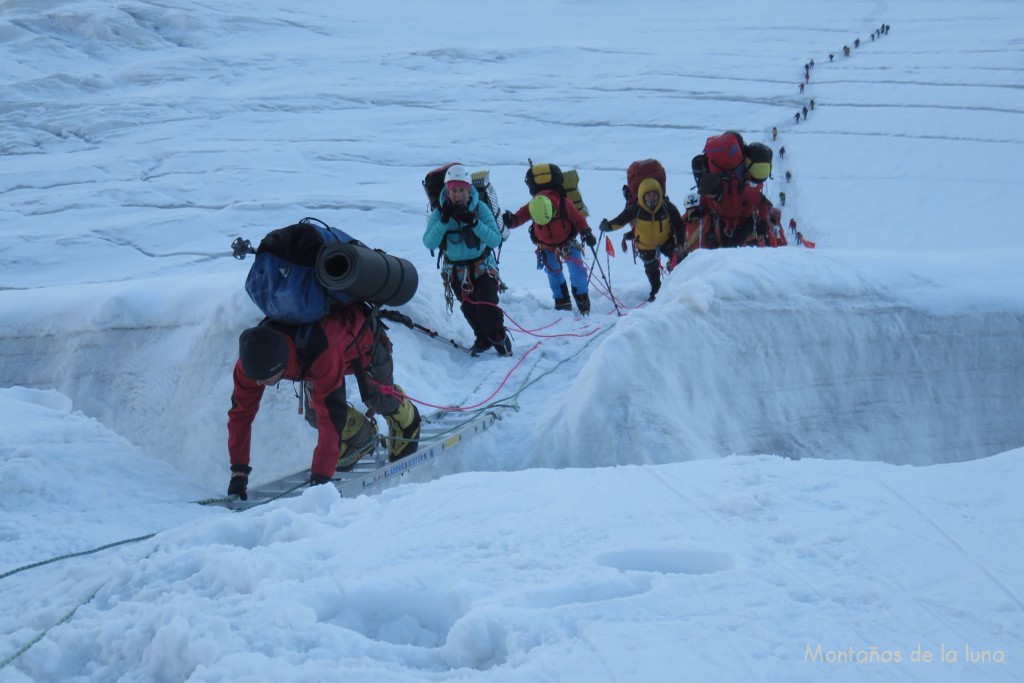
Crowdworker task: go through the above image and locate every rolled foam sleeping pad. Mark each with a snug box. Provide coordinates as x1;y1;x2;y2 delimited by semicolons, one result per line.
315;241;419;307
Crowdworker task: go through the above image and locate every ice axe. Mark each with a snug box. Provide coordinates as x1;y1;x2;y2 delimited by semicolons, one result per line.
378;309;472;353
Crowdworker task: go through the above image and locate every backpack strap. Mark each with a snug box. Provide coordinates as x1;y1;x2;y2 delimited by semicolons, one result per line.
255;317;313;416
291;323;314;419
556;195;582;243
350;304;384;406
293;323;314;380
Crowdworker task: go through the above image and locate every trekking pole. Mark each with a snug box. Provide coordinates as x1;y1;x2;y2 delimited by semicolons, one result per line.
604;237;614;303
588;244;622;316
584;247;598;289
379;309;472;353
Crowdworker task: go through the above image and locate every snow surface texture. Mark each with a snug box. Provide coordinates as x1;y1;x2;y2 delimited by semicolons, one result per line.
1;0;1022;681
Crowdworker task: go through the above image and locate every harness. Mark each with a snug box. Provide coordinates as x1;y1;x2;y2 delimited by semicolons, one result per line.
704;177;764;245
535;238;585;273
440;251;502;313
268;306;380;420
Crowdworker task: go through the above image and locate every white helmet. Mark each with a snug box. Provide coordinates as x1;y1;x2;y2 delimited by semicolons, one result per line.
684;193;699;208
444;164;471;187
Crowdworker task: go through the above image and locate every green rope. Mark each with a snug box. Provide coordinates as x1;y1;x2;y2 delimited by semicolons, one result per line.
504;324;613;402
0;586;102;671
406;324;613;434
394;324;612;442
0;534;156;582
426;323;614;423
195;478;306;509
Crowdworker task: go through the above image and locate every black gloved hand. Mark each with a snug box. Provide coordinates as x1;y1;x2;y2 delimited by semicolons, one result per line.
439;202;455;222
582;230;597;248
458;211;477;229
599;219;612;233
452;202;470;221
227;464;252;500
501;210;516;227
309;473;331;486
461;225;481;249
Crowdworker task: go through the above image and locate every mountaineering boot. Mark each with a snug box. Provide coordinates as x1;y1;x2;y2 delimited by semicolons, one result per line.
491;333;513;357
574;293;591;315
336;403;378;471
645;262;661;302
384;385;421;462
554;282;572;311
470;338;492;357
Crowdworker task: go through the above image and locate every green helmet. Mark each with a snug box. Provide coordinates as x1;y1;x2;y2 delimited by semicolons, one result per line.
528;195;555;225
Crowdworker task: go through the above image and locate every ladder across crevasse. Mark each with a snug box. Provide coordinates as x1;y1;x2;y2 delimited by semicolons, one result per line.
204;409;500;510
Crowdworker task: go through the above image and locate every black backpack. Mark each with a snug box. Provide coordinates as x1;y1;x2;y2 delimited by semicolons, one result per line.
423;164;506;236
524;160;590;217
422;162;457;211
525;162;565;196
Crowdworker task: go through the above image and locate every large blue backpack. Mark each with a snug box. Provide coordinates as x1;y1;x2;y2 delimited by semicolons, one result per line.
235;217;419;324
243;218;356;324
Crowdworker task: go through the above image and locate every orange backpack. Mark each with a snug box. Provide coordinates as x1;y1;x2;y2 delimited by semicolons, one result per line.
624;159;667;204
